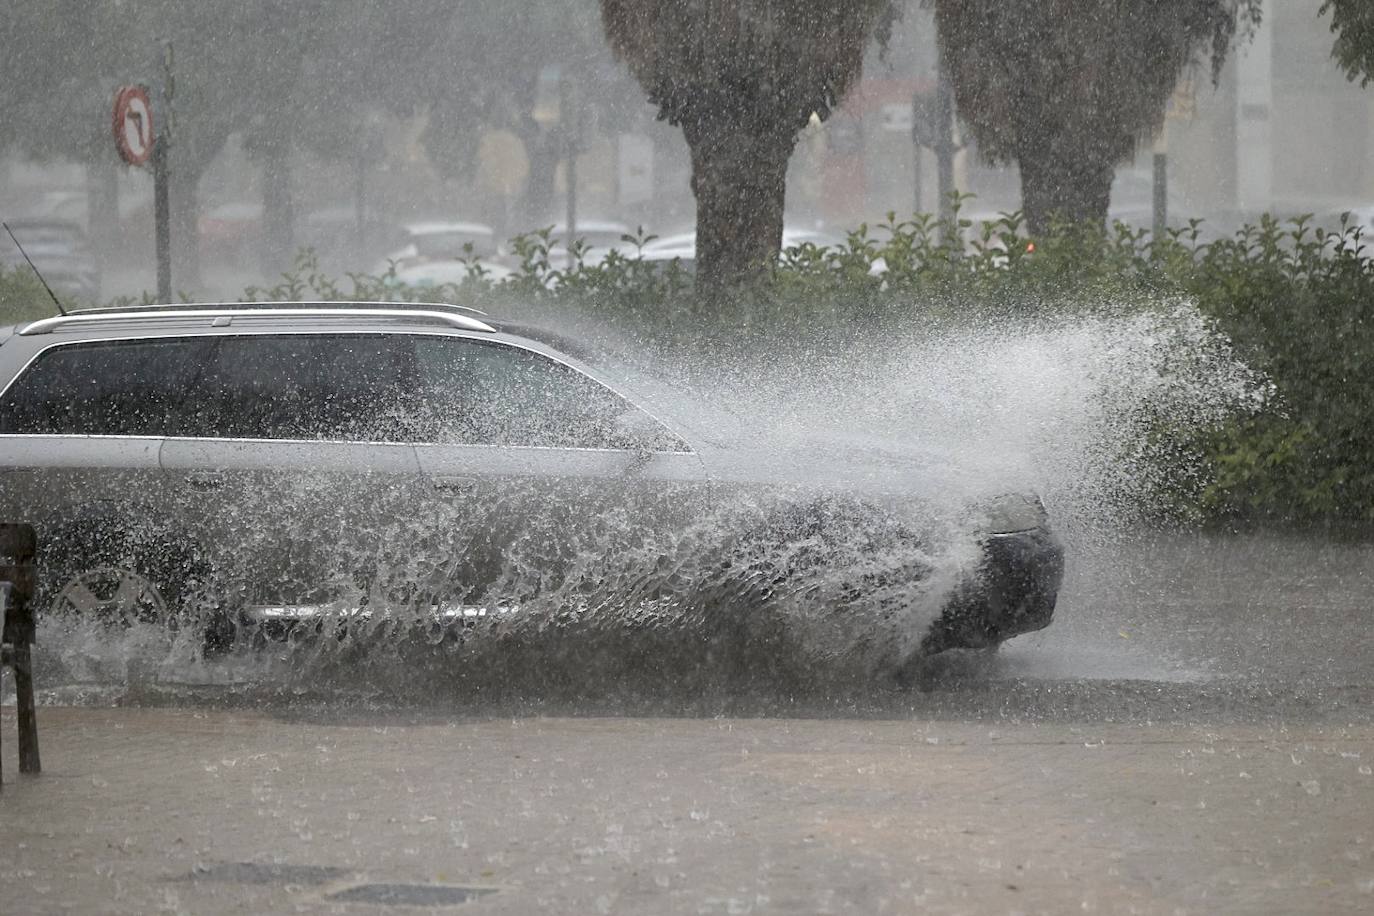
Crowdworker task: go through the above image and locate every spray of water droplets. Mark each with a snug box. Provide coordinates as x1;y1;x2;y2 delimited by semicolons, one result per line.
25;296;1260;707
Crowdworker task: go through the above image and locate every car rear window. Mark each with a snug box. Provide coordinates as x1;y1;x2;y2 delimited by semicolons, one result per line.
0;337;206;436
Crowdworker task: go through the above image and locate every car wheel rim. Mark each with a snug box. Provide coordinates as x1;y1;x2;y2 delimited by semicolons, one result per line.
53;567;169;628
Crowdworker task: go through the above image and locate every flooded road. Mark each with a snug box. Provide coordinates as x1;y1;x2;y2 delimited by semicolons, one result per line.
3;712;1371;914
4;532;1374;914
957;532;1374;722
20;531;1374;724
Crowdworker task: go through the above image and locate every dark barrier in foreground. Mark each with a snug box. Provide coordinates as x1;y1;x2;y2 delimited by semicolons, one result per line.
1;522;39;787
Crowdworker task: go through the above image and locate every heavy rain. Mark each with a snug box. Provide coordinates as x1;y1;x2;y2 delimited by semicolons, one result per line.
1;1;1372;913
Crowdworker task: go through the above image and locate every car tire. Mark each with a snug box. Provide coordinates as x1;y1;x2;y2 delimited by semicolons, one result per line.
703;498;934;687
37;520;222;650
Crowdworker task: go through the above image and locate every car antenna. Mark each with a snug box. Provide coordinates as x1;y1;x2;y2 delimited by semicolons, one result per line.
3;221;68;317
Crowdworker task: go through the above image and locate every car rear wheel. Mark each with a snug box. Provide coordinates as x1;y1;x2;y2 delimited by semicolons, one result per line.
38;521;229;653
51;566;171;628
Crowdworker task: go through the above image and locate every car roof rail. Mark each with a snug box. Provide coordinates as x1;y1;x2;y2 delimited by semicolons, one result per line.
56;300;491;318
19;303;497;336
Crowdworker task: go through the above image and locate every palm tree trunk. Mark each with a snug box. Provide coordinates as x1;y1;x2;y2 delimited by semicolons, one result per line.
1017;142;1115;235
683;117;792;298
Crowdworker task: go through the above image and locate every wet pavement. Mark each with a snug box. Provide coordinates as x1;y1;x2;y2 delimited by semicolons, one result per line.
3;710;1372;915
3;532;1374;914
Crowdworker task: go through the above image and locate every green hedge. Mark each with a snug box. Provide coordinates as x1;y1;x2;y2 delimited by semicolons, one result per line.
0;264;60;326
303;212;1374;527
1175;217;1374;525
5;206;1371;527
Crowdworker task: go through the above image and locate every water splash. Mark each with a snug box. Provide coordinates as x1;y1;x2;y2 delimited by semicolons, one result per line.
28;297;1259;705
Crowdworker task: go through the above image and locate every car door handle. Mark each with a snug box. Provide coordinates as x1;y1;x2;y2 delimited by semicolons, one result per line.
185;471;226;491
432;476;477;494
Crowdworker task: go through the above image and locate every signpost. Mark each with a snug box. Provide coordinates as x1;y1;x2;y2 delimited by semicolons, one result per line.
1154;80;1196;239
561;73;580;253
112;41;174;303
912;50;963;239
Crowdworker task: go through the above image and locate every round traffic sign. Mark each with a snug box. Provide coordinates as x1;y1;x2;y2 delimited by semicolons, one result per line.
112;86;155;166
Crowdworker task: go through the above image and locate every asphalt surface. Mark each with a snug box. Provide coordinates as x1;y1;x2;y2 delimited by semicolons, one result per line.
3;532;1373;914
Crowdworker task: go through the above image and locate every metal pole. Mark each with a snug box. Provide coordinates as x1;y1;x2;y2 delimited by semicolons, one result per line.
935;48;957;237
562;75;578;254
152;40;173;302
1152;121;1169;240
912;92;924;215
1152;152;1168;240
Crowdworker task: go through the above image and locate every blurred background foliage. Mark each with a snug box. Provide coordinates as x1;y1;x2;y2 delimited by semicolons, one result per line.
3;1;1373;528
2;205;1371;528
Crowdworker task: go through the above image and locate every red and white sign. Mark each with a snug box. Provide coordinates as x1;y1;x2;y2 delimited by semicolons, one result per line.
112;86;155;166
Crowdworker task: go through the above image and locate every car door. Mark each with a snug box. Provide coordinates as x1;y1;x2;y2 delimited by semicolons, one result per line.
0;335;211;620
159;332;424;618
407;334;707;613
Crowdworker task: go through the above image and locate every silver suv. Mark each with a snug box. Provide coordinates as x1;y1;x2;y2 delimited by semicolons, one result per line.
0;302;1062;671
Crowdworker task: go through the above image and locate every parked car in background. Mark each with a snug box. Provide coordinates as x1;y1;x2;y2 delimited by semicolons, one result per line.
546;219;633;252
531;220;637;271
640;227;848;260
24;190;90;229
1312;205;1374;253
632;227;854;277
0;218;101;304
298;205;391;271
633;242;699;277
374;221;500;274
198;201;264;266
389;257;515;290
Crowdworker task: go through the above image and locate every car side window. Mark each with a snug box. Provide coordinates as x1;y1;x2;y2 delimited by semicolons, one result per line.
183;334;411;442
0;337;206;436
412;337;685;451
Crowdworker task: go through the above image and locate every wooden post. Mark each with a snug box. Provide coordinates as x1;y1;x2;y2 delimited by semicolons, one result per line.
14;641;39;774
1;582;7;791
1;523;39;788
